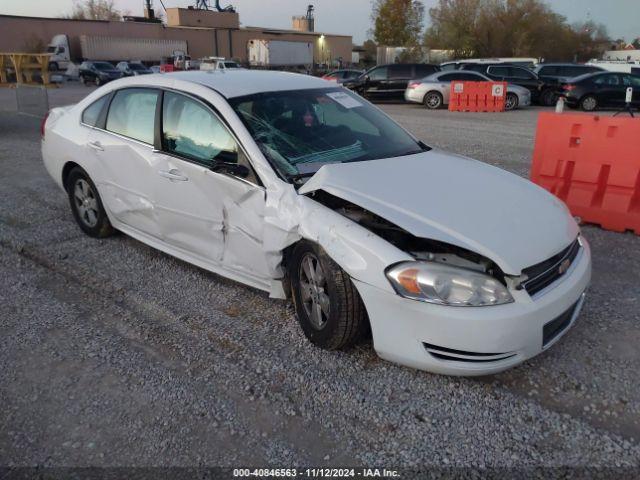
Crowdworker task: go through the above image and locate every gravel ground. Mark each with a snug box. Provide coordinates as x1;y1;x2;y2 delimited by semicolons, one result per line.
1;84;639;469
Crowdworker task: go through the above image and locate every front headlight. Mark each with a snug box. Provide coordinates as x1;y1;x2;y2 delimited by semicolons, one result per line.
386;261;514;307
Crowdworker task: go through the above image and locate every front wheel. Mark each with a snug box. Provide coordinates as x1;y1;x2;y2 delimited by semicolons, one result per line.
424;91;443;109
290;241;367;350
66;167;114;238
95;76;102;87
505;92;519;111
580;95;598;111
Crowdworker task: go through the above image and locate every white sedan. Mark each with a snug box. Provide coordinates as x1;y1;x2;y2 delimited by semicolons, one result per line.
405;70;532;110
42;70;591;376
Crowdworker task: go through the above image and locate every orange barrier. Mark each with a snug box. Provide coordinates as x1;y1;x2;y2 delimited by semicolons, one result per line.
530;112;640;234
160;64;175;73
448;81;507;112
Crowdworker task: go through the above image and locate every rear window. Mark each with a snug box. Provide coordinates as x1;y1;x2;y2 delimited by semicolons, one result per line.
81;94;109;127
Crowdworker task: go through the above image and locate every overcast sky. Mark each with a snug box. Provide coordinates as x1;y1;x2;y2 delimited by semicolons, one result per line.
1;0;638;44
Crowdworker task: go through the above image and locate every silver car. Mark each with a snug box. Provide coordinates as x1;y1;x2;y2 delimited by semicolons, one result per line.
405;70;531;110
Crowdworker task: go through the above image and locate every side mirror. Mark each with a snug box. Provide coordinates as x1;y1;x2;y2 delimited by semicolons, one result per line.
364;75;370;83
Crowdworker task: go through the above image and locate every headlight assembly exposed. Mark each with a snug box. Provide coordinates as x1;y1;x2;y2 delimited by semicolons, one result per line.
386;261;514;306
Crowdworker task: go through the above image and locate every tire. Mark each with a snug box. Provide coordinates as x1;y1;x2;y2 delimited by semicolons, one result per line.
290;241;367;350
48;62;59;72
66;167;114;238
580;95;598;112
541;88;557;107
423;91;443;109
505;92;519;111
95;76;102;87
80;75;88;86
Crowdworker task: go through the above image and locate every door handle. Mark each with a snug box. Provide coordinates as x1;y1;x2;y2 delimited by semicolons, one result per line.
87;141;104;151
159;169;189;182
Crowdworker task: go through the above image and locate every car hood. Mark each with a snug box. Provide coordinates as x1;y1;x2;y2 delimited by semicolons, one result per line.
299;150;578;274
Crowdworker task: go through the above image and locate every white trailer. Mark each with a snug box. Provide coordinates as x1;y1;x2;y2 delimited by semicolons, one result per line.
248;40;313;67
79;36;188;63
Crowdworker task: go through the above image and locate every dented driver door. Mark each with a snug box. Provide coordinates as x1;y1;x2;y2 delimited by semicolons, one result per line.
151;90;270;280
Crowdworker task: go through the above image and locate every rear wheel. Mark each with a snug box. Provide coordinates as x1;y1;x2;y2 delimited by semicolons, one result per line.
541;88;557;106
290;241;367;350
580;95;598;111
505;92;519;111
48;62;59;72
424;91;443;109
66;167;114;238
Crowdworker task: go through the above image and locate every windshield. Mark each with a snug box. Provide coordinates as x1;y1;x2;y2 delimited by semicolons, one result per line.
224;62;240;68
94;62;115;71
229;88;428;180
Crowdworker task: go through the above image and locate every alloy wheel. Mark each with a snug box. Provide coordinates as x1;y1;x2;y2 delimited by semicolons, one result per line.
505;94;518;111
425;92;442;109
73;178;99;228
299;252;330;330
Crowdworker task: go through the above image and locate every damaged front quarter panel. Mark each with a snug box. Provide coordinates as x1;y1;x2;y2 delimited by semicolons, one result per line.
261;183;415;297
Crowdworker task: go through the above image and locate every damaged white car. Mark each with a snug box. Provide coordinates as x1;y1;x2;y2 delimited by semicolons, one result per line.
42;71;591;376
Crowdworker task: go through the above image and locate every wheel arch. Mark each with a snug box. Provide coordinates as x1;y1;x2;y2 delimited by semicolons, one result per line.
61;161;84;191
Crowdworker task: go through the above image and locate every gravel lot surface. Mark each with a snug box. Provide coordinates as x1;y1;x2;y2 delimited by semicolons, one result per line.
1;84;639;469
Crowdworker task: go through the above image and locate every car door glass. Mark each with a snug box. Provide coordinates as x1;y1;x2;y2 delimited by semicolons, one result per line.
106;88;158;144
509;67;535;79
368;67;387;81
488;66;509;77
415;65;437;77
389;64;412;79
82;94;109;127
162;91;239;167
438;73;457;81
594;74;620;86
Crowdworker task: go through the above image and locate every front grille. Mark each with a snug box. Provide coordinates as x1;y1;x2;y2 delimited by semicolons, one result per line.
521;238;581;296
423;343;516;363
543;300;579;346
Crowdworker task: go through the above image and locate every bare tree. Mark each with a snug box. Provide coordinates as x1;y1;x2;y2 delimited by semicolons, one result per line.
64;0;122;21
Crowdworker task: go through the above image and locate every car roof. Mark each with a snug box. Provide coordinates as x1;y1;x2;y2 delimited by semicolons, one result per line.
167;70;332;98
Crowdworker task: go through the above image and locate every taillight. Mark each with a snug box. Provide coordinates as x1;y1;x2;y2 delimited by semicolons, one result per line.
40;111;50;139
564;84;576;92
408;82;421;89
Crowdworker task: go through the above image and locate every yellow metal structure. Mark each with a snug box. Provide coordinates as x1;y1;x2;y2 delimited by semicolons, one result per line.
0;53;57;87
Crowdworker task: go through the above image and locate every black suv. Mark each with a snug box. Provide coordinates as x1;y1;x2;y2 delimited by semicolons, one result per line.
79;61;123;86
343;63;440;101
533;63;604;82
460;63;555;105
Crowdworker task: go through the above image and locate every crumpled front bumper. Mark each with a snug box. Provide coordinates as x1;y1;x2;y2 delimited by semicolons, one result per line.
352;239;592;376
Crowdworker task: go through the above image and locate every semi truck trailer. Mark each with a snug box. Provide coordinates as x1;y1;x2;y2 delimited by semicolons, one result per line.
46;34;188;70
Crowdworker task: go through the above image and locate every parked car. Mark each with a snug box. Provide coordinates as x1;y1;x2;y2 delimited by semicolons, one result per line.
558;71;640;111
533;63;604;83
322;69;363;84
441;58;538;71
460;63;554;105
343;63;440;100
405;70;531;110
532;63;604;104
78;61;123;86
116;61;153;76
150;65;162;74
41;70;591;376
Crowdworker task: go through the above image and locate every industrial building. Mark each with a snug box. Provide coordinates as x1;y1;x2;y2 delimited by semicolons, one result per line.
0;3;353;68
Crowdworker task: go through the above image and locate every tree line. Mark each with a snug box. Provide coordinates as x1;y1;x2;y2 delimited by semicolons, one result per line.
371;0;624;62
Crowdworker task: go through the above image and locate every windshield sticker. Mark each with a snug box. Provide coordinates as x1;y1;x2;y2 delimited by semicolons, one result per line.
327;91;363;109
